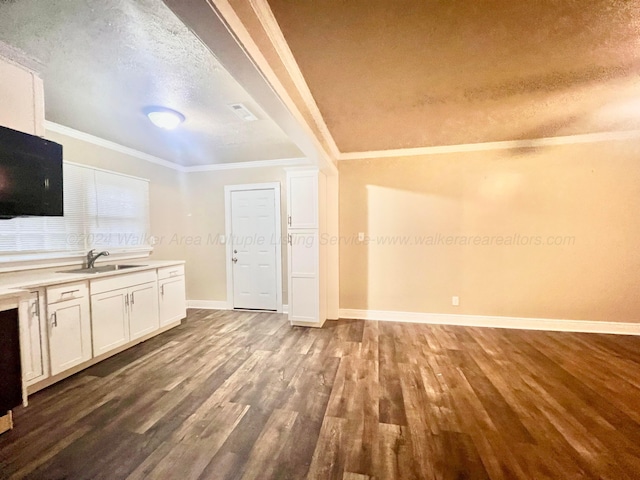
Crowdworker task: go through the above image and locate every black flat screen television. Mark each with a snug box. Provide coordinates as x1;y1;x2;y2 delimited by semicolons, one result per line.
0;125;63;219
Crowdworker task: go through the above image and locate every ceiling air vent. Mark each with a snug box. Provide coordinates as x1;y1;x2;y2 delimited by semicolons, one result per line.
228;103;258;122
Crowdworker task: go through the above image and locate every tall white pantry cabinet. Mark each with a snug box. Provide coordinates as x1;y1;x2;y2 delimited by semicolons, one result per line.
287;168;327;327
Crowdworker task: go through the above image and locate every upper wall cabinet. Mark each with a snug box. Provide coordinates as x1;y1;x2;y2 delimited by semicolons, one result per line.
287;170;319;229
0;56;45;136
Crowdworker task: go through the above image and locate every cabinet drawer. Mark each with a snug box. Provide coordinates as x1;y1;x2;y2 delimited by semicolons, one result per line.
90;270;158;295
47;282;88;304
158;264;185;280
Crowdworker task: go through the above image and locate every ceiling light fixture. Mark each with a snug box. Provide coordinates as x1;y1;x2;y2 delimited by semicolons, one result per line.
143;106;185;130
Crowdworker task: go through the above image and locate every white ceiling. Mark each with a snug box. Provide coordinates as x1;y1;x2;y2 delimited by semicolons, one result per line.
0;0;303;166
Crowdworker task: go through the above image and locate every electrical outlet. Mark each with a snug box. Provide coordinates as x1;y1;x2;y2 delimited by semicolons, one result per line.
452;296;460;306
358;232;365;241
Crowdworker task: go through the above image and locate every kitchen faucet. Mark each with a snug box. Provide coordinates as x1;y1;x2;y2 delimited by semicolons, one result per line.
87;249;110;268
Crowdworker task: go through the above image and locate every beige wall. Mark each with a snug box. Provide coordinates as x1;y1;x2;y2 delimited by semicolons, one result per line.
339;139;640;323
183;167;288;303
46;131;289;305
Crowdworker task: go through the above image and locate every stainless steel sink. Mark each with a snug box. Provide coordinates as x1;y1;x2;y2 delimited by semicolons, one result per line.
58;264;145;274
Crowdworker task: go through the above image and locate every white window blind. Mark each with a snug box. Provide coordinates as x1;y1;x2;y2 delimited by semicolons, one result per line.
85;169;150;249
0;162;150;258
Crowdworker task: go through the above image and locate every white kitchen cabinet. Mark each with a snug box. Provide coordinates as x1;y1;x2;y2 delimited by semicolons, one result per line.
159;276;186;326
287;170;319;229
288;230;320;323
19;290;49;385
46;282;91;376
90;270;160;355
90;289;129;356
0;56;45;136
14;263;186;400
158;265;186;326
129;282;160;340
287;169;327;327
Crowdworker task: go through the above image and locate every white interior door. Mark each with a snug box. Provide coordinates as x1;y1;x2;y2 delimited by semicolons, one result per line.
230;188;278;310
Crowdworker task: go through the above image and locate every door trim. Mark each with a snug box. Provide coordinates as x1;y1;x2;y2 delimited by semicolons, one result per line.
224;182;283;313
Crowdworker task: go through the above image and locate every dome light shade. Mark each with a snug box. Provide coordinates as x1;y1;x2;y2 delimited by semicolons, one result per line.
143;106;185;130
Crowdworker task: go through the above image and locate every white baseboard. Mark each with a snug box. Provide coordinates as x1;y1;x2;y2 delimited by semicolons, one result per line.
188;300;230;310
338;309;640;336
188;300;289;314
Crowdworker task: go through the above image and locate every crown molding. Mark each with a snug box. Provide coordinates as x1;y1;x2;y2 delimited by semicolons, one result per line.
45;121;186;171
248;0;341;160
46;121;307;172
185;157;308;171
338;129;640;161
47;120;640;173
0;40;43;74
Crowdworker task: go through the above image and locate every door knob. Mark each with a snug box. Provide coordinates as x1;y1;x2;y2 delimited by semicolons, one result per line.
232;257;238;263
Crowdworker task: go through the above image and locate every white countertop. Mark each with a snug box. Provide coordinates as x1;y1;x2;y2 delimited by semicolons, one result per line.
0;260;185;294
0;287;29;302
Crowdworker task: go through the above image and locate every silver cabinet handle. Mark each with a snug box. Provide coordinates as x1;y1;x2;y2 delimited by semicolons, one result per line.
131;292;135;305
161;284;165;296
51;312;57;327
125;293;129;308
32;291;40;318
61;289;79;297
288;234;292;245
288;215;291;226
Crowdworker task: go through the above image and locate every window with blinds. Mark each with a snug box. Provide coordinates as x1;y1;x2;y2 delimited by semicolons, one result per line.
0;163;150;258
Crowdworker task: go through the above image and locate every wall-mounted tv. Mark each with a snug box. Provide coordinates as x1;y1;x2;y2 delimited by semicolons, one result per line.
0;125;63;219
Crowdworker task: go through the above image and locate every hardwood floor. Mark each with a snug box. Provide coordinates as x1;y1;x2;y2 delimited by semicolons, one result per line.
2;309;640;479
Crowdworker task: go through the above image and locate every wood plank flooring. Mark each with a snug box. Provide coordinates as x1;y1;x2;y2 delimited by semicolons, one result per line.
2;309;640;479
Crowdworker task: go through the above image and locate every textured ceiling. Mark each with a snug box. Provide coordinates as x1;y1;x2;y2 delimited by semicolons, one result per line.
0;0;302;166
266;0;640;152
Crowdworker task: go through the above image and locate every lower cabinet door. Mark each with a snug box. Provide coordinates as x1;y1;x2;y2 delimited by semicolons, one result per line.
289;276;319;324
91;288;129;356
48;298;91;376
129;282;160;340
288;230;319;324
159;276;186;326
20;291;47;384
